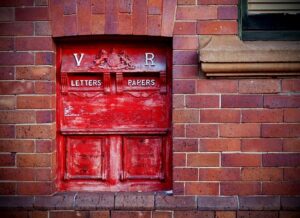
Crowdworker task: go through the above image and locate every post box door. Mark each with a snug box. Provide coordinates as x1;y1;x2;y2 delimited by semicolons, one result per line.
57;39;172;191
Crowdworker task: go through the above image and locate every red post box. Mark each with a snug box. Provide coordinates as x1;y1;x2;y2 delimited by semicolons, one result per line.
57;39;172;191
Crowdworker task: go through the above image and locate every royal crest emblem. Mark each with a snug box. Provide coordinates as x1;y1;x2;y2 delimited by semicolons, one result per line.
92;49;135;70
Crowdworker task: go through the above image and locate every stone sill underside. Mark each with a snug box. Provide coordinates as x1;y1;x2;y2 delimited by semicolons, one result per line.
0;194;299;211
199;36;300;77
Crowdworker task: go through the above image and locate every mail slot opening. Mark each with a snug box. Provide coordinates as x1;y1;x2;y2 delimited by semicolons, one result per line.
57;38;172;192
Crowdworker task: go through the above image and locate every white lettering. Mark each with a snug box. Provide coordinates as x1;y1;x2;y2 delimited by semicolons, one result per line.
73;53;85;66
145;53;155;66
127;79;156;87
70;79;102;87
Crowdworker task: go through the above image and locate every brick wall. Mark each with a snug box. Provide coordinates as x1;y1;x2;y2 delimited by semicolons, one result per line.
0;0;300;216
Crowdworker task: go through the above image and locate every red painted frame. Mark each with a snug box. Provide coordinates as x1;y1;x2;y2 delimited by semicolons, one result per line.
56;38;172;192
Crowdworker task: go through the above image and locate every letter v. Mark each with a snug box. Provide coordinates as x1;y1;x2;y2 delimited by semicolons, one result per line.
73;53;84;66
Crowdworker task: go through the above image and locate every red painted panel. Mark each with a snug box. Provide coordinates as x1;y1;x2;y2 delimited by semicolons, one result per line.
57;39;172;192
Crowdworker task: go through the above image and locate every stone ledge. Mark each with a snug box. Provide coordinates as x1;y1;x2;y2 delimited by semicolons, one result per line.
0;194;299;211
199;36;300;77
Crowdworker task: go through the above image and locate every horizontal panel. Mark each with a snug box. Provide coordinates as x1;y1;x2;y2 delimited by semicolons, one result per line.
248;0;300;14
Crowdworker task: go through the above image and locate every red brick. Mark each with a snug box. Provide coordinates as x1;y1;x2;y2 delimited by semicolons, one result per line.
91;14;105;34
0;125;15;138
0;153;16;166
283;139;300;152
0;67;14;80
104;0;118;34
35;81;55;94
36;139;54;153
148;0;162;15
173;80;196;94
242;109;283;123
220;124;260;138
262;182;300;195
0;182;16;195
147;15;161;36
201;109;240;123
0;37;14;51
216;211;236;218
36;110;55;123
50;211;89;218
200;139;240;151
173;65;198;79
161;0;176;36
197;20;237;34
264;95;300;108
77;0;91;35
241;167;283;181
186;95;219;108
173;36;199;50
241;138;282;152
0;168;35;181
262;124;300;137
284;109;300;122
0;7;14;21
16;124;55;139
221;95;263;108
173;182;184;195
173;50;198;65
35;21;51;35
186;124;218;137
90;211;110;218
199;168;240;181
0;96;15;109
221;182;261;195
15;7;49;21
173;95;185;108
237;211;278;218
173;109;199;123
0;139;34;152
284;168;300;181
111;211;151;218
0;81;34;95
173;153;186;167
280;211;300;218
239;79;280;94
117;14;132;35
35;168;52;181
153;211;172;218
63;15;77;36
0;111;35;124
16;66;55;80
17;154;51;167
222;153;261;167
218;5;238;19
16;37;53;51
173;21;197;35
187;153;219;167
174;211;214;218
17;95;55;109
173;139;198;152
198;0;238;4
50;0;64;36
0;52;34;65
173;124;185;137
91;0;105;14
178;0;196;5
186;182;218;195
197;79;238;93
17;182;52;195
282;79;300;92
63;0;76;15
0;22;34;36
132;0;147;35
174;168;198;181
35;52;55;65
0;0;34;6
176;6;217;20
263;153;300;167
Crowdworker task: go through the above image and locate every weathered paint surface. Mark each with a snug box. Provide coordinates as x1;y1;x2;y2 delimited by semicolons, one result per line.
57;40;172;191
